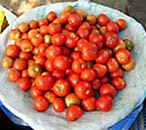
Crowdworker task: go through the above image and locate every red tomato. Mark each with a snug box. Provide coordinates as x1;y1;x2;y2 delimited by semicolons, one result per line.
96;94;113;112
81;42;98;61
31;33;44;47
99;26;107;35
52;70;65;79
29;20;38;29
45;45;62;60
99;83;117;97
65;93;81;107
63;5;75;13
59;12;70;24
8;29;21;40
51;33;66;46
82;96;96;111
107;58;119;72
77;28;90;39
17;22;29;33
20;39;33;52
68;13;82;27
13;58;27;71
106;21;119;33
65;24;76;32
109;68;124;79
116;19;127;30
28;64;42;78
38;43;48;57
6;45;19;58
86;14;96;25
40;25;49;35
115;49;131;65
53;79;71;97
47;11;57;22
68;73;81;87
74;81;92;99
19;51;31;60
79;21;90;29
34;55;46;67
89;33;104;50
48;23;62;35
76;38;88;51
122;57;135;71
101;76;109;84
97;14;110;26
35;75;54;91
53;55;70;71
38;18;48;27
34;96;49;112
72;58;87;73
2;57;13;69
30;85;45;98
66;105;83;121
17;77;32;91
28;29;39;39
44;91;57;103
112;77;126;90
21;33;29;39
70;51;81;60
93;63;107;78
92;78;101;90
52;98;66;112
66;33;79;48
105;32;119;48
8;69;21;82
80;68;96;81
95;50;110;64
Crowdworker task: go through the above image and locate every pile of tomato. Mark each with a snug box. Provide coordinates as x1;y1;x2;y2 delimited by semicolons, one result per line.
1;5;135;121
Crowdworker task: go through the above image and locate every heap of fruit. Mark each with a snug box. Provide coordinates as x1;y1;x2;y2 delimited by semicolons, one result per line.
1;5;135;121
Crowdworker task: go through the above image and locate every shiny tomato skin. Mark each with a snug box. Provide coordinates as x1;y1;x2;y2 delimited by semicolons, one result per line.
51;33;66;46
17;22;29;33
105;32;119;48
20;39;33;52
52;70;65;79
70;51;81;60
30;85;45;98
92;78;101;90
72;58;87;73
116;19;127;30
29;20;38;29
74;81;92;99
107;58;119;72
38;43;48;57
65;24;76;32
28;64;42;78
82;96;96;111
106;21;119;33
97;14;110;26
76;38;88;51
8;29;21;40
115;49;131;65
2;57;13;69
31;33;44;47
34;96;49;112
112;77;126;90
68;73;80;87
68;13;82;27
122;57;135;71
39;25;49;35
59;12;70;24
17;77;32;91
45;45;62;60
66;105;83;121
77;28;90;39
109;68;124;79
19;51;31;60
96;94;113;112
35;75;54;91
47;11;57;22
80;68;96;81
53;79;71;97
6;45;19;58
65;93;81;107
52;98;66;113
34;55;46;67
38;18;48;27
53;55;70;71
82;42;98;61
95;50;110;64
44;91;57;103
8;69;21;82
93;63;107;78
89;33;104;50
48;23;62;35
66;33;79;48
99;83;117;97
13;58;27;71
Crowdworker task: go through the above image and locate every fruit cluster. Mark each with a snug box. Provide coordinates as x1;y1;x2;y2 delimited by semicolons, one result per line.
2;5;135;121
